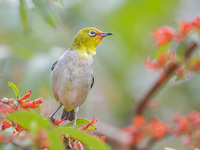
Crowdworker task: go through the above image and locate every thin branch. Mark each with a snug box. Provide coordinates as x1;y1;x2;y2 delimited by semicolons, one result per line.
136;42;198;115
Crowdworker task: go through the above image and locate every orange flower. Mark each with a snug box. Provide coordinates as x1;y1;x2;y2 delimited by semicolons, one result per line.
150;119;168;139
133;115;145;128
179;21;194;35
77;141;84;150
20;98;43;109
193;16;200;28
173;113;188;135
144;59;160;70
99;136;106;141
2;121;12;130
80;116;97;130
52;118;66;126
17;91;32;104
153;26;176;46
15;125;23;132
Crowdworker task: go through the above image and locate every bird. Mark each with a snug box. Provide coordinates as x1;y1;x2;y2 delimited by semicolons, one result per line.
50;27;113;127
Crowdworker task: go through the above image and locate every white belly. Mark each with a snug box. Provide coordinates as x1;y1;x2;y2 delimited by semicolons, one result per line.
51;50;93;111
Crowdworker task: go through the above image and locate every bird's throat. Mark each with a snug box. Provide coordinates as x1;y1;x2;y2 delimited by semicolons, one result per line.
77;48;96;60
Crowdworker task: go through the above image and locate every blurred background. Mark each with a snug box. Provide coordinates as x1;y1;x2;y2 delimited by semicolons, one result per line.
0;0;200;149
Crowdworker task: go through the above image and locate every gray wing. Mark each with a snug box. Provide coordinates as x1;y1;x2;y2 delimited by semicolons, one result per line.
51;61;58;71
91;74;94;89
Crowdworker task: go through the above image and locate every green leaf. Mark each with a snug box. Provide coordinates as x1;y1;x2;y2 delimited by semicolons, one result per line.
8;82;20;99
32;0;59;27
6;111;109;150
6;111;51;133
48;130;65;150
19;0;30;34
56;127;110;150
150;44;169;60
64;118;96;130
39;105;44;109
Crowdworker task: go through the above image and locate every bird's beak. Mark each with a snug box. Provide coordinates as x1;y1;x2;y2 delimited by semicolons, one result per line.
99;32;113;37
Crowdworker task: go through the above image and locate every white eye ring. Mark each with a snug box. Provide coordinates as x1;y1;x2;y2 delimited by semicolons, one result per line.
88;30;96;37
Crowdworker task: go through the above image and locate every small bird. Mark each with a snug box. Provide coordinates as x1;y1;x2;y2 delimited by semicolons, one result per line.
50;27;113;127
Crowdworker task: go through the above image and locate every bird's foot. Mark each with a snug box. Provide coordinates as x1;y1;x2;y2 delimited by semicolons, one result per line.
49;116;55;123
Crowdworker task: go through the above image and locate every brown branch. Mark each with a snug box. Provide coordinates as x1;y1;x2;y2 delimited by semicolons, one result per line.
136;42;198;115
184;42;198;61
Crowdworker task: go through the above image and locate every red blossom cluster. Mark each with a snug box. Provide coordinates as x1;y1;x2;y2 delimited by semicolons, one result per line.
0;91;43;116
123;112;200;148
122;115;168;145
173;111;200;149
153;16;200;46
144;51;176;70
145;16;200;78
0;88;102;150
60;116;104;150
0;91;43;146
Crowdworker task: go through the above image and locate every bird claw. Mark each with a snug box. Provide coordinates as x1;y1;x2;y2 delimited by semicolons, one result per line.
49;116;55;123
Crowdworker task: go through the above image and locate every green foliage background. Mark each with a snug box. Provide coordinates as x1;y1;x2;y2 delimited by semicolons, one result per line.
0;0;200;149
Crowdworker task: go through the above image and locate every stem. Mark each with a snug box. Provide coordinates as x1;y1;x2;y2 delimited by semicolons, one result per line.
136;42;197;115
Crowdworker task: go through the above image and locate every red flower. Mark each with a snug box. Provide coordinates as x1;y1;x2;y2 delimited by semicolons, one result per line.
193;16;200;28
80;116;97;130
153;26;176;46
0;104;13;114
187;111;200;128
77;141;84;150
52;118;66;126
178;21;194;35
149;118;168;139
133;115;145;128
15;125;23;132
157;52;168;67
2;121;12;130
144;52;170;70
17;91;32;104
173;113;188;135
99;136;106;141
20;98;43;109
144;59;160;70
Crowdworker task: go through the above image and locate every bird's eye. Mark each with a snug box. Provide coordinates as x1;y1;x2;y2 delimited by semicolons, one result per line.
88;30;96;37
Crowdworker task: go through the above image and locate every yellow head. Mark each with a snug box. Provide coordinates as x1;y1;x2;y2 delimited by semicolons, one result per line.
70;27;113;59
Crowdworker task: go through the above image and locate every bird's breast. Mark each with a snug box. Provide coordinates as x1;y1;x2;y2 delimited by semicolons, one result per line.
51;50;93;109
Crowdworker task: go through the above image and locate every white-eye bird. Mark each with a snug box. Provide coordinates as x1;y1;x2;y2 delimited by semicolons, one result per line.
50;27;113;127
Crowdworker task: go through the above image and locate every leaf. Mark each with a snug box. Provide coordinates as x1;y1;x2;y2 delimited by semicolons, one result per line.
39;105;44;109
64;118;96;130
6;111;109;150
8;82;20;99
19;0;30;34
48;130;65;150
151;45;169;60
32;0;59;27
56;127;110;150
6;111;51;133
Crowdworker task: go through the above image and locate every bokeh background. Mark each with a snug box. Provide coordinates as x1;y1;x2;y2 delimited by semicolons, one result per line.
0;0;200;149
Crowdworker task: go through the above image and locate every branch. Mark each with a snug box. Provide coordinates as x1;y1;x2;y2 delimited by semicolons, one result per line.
136;42;198;115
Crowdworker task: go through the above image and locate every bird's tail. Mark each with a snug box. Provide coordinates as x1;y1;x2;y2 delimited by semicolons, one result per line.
61;109;75;121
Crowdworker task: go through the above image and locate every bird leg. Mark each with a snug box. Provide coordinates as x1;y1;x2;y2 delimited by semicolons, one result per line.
73;106;79;128
49;104;62;122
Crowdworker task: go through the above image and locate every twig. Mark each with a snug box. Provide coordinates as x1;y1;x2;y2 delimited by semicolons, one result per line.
136;42;198;115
